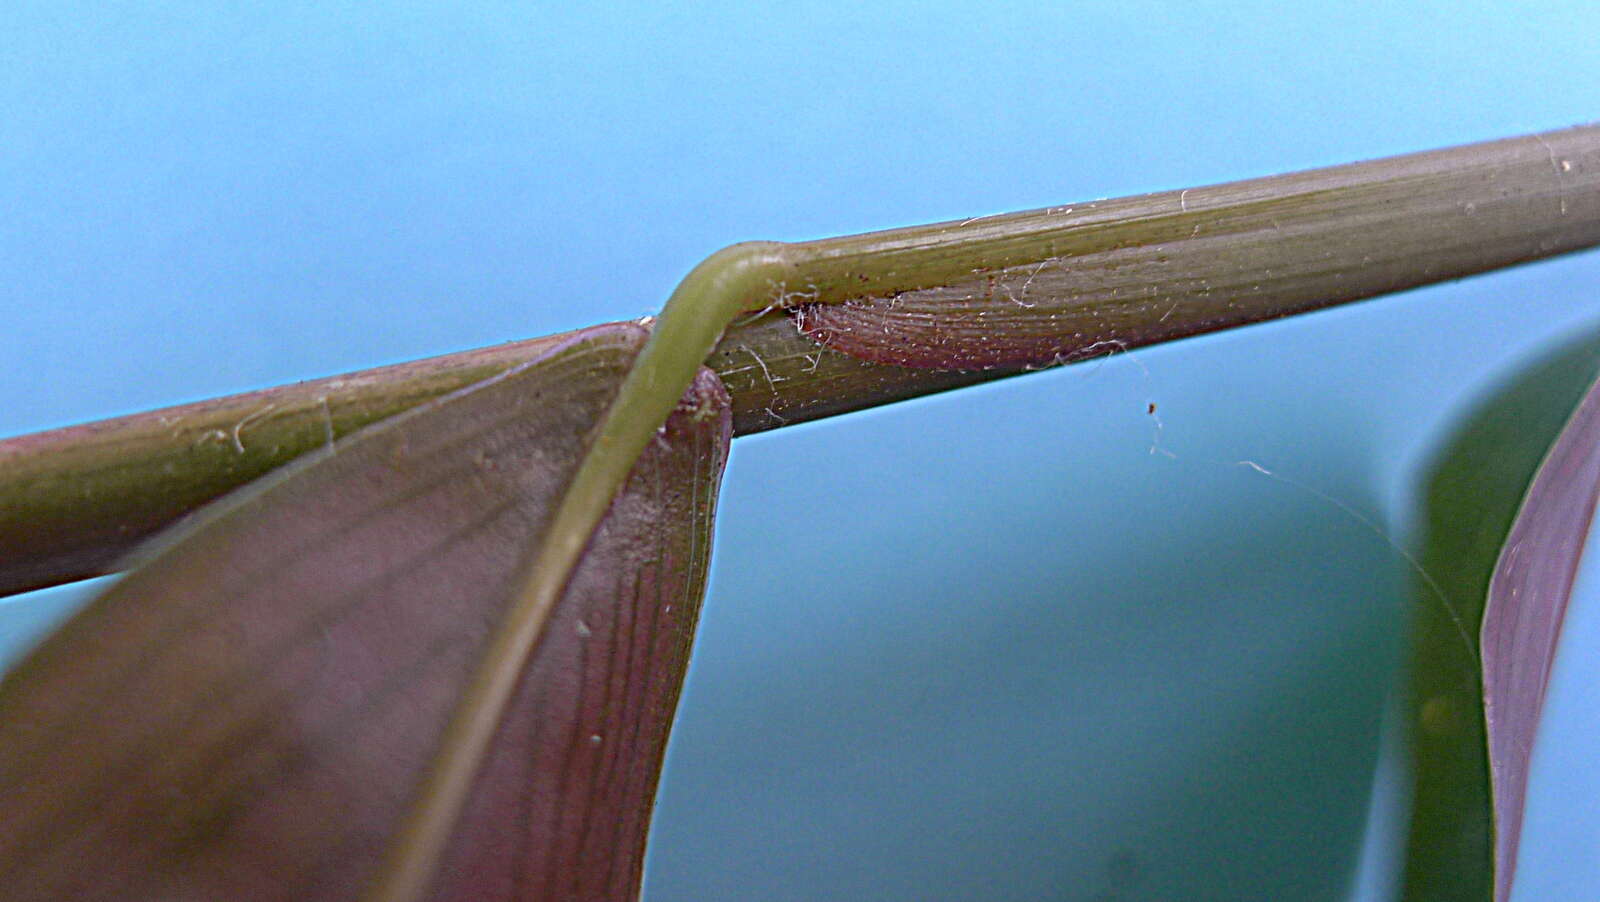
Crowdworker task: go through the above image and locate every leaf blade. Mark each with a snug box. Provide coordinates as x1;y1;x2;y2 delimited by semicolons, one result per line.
1403;330;1600;901
1482;370;1600;901
0;322;732;901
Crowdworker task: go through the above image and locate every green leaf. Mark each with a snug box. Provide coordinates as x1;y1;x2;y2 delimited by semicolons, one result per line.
0;323;733;901
1403;329;1600;901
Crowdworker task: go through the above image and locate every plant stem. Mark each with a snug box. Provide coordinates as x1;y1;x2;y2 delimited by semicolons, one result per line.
2;124;1597;598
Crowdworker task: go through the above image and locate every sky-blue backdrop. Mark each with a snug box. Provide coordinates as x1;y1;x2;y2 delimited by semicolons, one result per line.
4;3;1599;899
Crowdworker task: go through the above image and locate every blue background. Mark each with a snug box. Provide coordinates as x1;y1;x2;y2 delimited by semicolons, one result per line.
3;3;1599;899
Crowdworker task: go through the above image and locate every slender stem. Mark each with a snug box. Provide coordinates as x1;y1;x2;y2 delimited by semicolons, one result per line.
3;124;1598;599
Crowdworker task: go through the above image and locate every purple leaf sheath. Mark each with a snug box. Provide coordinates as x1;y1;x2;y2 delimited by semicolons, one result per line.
0;322;732;901
1482;372;1600;901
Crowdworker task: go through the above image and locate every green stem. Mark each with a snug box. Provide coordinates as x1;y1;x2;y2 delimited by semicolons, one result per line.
2;124;1598;599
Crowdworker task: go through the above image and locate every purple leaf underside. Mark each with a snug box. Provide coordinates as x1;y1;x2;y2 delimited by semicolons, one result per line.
1483;372;1600;901
0;323;732;901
